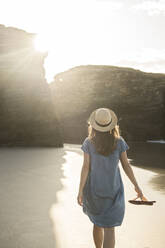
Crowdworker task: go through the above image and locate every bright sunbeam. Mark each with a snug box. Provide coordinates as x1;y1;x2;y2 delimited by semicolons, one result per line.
34;34;50;52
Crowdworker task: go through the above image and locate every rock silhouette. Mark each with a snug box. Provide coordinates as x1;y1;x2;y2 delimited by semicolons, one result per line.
50;65;165;143
0;24;62;147
1;24;164;145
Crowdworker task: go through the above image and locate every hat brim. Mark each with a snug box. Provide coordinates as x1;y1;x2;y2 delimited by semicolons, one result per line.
88;108;118;132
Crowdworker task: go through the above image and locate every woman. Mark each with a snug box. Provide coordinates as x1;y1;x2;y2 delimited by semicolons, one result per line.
77;107;147;248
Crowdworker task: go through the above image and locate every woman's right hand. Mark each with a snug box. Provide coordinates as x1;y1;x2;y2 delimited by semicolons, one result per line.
134;185;147;201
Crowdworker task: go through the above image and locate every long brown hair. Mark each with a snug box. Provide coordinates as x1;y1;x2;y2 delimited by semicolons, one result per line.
88;124;120;156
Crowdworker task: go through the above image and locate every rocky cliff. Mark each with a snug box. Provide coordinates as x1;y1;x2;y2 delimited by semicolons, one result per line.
0;24;62;146
50;65;165;143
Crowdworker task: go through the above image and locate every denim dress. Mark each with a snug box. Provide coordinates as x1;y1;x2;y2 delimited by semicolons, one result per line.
81;136;129;228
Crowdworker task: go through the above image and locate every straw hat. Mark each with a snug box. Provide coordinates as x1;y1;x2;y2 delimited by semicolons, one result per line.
88;108;118;132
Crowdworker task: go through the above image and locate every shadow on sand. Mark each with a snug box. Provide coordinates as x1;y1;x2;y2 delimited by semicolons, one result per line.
127;142;165;194
0;147;66;248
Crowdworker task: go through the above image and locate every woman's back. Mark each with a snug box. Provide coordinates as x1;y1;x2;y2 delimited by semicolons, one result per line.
81;136;129;198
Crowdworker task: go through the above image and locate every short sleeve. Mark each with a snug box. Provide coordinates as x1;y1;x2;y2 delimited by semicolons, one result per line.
81;138;90;154
119;136;129;155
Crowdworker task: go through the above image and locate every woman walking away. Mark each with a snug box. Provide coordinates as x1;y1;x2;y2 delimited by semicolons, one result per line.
77;108;147;248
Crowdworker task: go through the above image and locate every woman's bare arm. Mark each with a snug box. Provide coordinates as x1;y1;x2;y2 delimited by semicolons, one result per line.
77;152;90;205
120;151;139;187
120;151;145;199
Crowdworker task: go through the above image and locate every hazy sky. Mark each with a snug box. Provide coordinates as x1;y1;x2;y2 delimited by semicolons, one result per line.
0;0;165;82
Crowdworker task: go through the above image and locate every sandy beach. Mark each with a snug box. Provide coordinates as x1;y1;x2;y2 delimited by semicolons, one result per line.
0;143;164;248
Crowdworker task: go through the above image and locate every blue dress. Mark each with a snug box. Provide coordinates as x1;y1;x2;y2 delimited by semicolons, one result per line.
81;136;129;228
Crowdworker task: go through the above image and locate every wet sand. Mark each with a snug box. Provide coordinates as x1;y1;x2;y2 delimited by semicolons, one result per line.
0;143;164;248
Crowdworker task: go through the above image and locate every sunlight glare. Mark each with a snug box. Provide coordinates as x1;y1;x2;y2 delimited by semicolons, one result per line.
34;34;50;52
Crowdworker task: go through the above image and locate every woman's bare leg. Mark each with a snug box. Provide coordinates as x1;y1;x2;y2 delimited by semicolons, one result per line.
103;227;115;248
93;224;104;248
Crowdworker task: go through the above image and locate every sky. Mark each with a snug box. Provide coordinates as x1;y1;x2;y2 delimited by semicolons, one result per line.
0;0;165;83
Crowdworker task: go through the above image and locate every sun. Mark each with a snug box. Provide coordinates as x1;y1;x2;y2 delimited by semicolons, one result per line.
34;34;50;52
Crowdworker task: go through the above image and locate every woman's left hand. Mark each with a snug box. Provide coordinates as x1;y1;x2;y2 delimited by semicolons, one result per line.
77;192;83;206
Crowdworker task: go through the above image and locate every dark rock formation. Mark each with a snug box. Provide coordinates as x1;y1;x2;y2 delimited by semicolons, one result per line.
50;65;165;143
0;24;62;146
